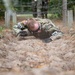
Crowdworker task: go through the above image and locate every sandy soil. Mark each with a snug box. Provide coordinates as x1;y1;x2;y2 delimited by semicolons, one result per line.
0;19;75;75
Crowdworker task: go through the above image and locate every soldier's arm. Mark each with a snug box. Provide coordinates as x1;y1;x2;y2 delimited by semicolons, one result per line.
41;19;59;34
13;22;27;36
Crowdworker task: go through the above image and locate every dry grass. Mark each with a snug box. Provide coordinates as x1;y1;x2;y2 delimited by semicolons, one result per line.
0;19;75;75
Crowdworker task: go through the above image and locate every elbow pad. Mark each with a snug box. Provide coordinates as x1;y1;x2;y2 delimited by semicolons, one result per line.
17;22;24;29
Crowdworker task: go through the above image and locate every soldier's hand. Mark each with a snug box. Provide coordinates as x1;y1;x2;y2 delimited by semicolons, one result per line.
18;31;28;37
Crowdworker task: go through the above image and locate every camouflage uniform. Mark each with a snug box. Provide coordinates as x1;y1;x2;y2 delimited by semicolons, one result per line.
13;18;62;40
32;0;37;17
41;0;48;18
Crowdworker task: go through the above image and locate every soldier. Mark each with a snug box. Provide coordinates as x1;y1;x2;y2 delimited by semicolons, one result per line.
32;0;37;18
41;0;49;18
13;18;63;42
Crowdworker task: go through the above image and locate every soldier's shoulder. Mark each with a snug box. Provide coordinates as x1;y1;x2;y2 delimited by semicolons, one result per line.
34;18;42;20
34;18;50;21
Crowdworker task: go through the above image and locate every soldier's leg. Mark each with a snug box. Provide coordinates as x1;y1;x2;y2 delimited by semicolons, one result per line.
50;31;63;41
41;8;44;18
45;10;48;18
42;31;63;43
33;9;36;17
35;8;37;17
42;37;52;43
46;24;63;41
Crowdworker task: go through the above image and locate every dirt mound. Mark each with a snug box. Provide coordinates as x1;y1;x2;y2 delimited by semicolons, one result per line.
0;20;75;75
0;28;75;75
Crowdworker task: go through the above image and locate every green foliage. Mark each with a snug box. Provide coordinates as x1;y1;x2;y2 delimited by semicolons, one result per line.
49;0;75;18
0;0;75;19
0;0;5;9
0;12;4;19
48;0;62;18
0;0;5;19
67;0;75;10
0;26;4;32
0;26;4;38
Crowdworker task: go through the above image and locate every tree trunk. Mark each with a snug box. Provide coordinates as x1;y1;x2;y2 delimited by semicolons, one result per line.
62;0;67;26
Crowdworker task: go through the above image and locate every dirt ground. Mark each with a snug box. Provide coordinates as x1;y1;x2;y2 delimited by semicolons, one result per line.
0;19;75;75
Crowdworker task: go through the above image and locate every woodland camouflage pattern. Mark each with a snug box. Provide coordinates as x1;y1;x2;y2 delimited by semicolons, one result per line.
13;18;61;39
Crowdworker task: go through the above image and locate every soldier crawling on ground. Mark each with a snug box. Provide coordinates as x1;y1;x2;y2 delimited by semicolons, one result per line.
13;18;63;43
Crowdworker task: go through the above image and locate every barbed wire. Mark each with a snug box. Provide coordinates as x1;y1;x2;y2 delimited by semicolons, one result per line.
0;1;75;14
15;1;75;14
0;0;75;9
14;1;75;8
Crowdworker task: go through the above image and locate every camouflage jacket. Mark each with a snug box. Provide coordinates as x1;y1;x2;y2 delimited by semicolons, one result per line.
13;18;59;39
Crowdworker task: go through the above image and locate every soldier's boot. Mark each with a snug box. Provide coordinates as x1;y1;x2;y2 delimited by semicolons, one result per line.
50;31;63;41
42;38;52;43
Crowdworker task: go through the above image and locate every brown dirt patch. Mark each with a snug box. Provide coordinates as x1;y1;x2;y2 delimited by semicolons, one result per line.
0;19;75;75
